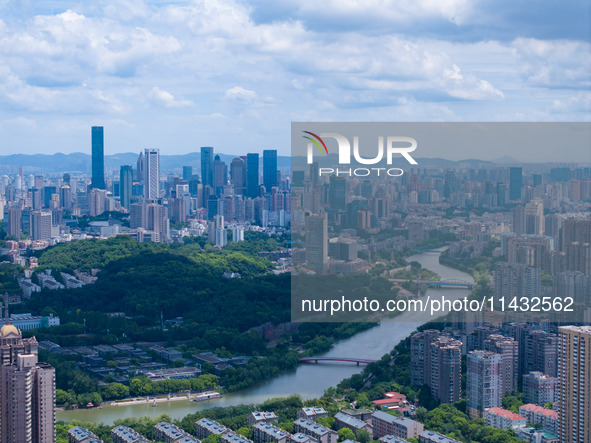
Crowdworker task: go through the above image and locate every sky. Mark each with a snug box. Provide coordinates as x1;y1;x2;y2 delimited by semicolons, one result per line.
0;0;589;160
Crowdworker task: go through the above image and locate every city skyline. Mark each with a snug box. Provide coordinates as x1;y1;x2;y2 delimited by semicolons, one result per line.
0;1;589;158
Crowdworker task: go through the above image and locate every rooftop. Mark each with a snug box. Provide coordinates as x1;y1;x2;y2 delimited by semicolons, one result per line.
519;404;558;419
485;407;526;421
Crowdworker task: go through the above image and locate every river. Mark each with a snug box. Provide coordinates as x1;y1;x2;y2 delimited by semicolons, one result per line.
57;249;473;424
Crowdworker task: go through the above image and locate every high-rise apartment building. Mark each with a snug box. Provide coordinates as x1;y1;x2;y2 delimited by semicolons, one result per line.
522;371;557;406
526;330;558;377
91;126;105;190
144;148;160;200
484;334;518;395
246;153;260;199
429;336;462;403
263;149;278;192
119;165;133;210
410;329;441;386
557;325;591;443
201;147;214;189
494;263;541;301
0;311;55;443
467;350;502;419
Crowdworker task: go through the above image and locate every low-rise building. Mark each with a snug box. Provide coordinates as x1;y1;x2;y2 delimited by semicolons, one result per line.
371;411;424;440
290;433;319;443
419;431;461;443
334;412;372;437
68;426;103;442
293;418;338;443
484;407;527;430
297;407;328;421
248;411;279;425
195;418;229;440
518;404;558;436
150;345;183;362
221;433;254;443
111;425;150;443
252;422;289;443
378;436;407;443
340;409;373;422
154;422;200;443
144;366;201;382
514;427;559;443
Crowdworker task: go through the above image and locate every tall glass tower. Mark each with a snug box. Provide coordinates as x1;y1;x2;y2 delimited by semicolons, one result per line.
144;148;160;200
201;147;214;188
91;126;105;189
263;149;278;192
120;165;133;210
509;167;522;201
246;153;259;198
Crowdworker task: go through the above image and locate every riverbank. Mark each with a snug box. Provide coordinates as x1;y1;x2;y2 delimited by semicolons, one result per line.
57;248;474;425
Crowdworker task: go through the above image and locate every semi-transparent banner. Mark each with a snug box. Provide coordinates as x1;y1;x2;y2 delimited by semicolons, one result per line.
290;122;591;323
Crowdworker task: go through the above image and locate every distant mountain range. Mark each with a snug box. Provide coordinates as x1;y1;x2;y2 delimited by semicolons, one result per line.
0;152;502;174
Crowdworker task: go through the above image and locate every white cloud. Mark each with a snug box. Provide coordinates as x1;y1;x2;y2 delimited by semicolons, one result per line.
225;86;258;101
148;87;193;108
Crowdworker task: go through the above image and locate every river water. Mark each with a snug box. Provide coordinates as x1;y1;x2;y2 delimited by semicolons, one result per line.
57;249;473;425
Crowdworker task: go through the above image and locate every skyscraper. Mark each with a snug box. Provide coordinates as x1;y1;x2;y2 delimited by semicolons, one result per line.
467;350;502;419
182;166;193;182
0;305;56;443
30;210;52;241
557;325;591;443
305;213;328;274
201;147;214;188
429;336;462;404
136;151;145;183
120;165;133;210
230;157;246;195
213;155;227;195
144;148;160;200
246;153;259;198
91;126;105;190
263;149;278;192
509;167;522;201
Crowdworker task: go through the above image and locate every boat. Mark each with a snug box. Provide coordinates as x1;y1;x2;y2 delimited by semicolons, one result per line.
151;399;157;407
192;391;222;402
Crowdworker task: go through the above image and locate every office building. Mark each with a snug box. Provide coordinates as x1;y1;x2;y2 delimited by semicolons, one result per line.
230;157;246;195
183;166;193;182
91;126;105;190
557;325;591;443
144;148;160;200
509;167;522;201
0;314;56;443
136;151;145;183
213;155;228;195
30;210;52;241
263;149;278;192
429;336;462;403
201;147;214;188
522;371;557;406
467;351;502;419
305;213;328;274
120;165;133;210
7;207;22;238
246;153;260;198
370;411;424;440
